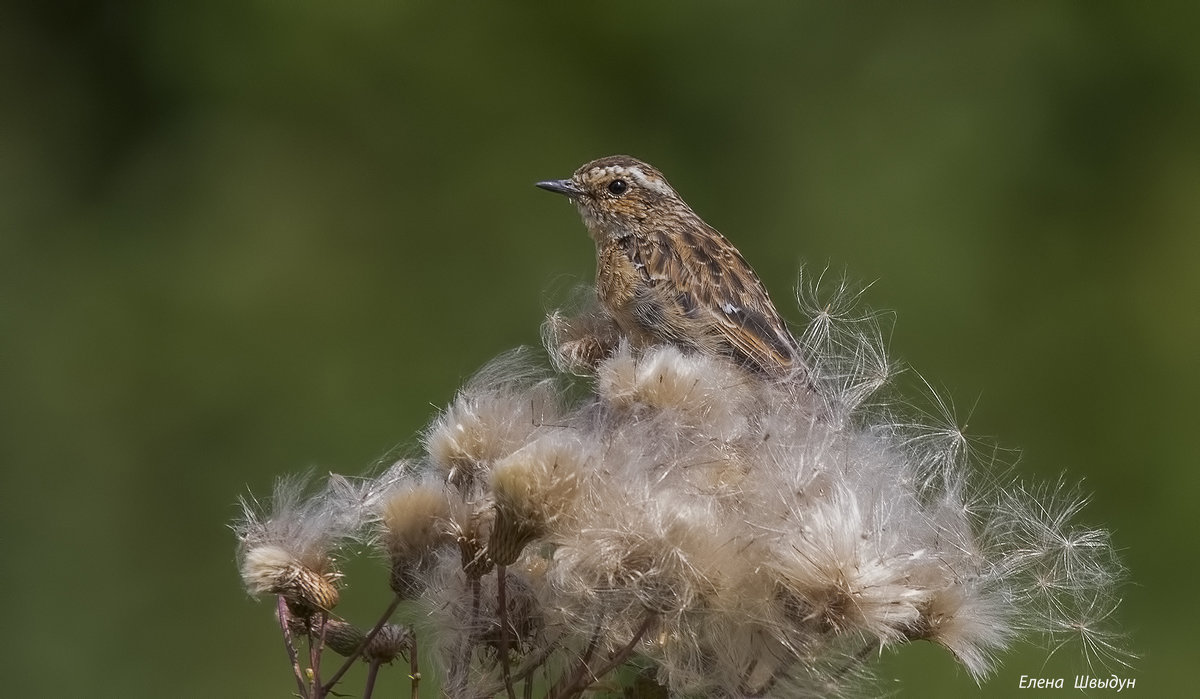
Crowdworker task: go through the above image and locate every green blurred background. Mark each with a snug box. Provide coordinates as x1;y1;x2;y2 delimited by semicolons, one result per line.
2;2;1195;696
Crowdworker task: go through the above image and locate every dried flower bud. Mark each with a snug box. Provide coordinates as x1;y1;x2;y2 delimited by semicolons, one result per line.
488;436;585;566
288;616;411;664
309;618;367;657
362;623;413;663
233;474;361;615
241;544;340;615
449;500;494;579
380;482;452;597
424;351;561;492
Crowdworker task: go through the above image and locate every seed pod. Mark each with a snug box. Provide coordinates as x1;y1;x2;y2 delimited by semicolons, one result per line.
241;544;340;615
380;483;452;598
487;437;585;566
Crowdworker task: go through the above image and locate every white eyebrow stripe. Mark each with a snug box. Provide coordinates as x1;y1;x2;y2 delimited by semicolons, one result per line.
588;165;675;196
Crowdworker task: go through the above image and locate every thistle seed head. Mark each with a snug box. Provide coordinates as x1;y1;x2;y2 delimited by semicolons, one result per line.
380;481;452;597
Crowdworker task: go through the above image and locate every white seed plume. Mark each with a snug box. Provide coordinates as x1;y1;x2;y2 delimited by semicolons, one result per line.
234;474;366;613
236;274;1128;697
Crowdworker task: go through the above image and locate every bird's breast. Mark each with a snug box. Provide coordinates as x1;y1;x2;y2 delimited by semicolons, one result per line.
596;240;643;312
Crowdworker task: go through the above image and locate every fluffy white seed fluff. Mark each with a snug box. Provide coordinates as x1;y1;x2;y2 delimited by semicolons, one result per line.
424;349;563;491
489;435;588;551
240;544;306;596
233;475;364;612
381;480;452;559
239;274;1126;697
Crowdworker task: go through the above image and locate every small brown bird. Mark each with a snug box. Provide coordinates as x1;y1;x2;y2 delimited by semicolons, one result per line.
537;155;805;379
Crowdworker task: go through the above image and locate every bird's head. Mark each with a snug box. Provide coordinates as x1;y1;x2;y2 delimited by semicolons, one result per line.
537;155;687;242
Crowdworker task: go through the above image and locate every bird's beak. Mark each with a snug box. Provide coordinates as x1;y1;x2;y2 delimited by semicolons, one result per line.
535;179;583;198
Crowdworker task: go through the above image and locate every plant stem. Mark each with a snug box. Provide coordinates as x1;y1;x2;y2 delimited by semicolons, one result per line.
276;596;310;699
310;612;327;697
450;576;484;696
410;633;420;699
472;639;557;699
321;595;403;694
547;614;655;699
363;659;382;699
497;565;517;699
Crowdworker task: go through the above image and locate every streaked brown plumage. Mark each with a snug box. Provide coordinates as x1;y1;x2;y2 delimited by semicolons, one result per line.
537;155;806;379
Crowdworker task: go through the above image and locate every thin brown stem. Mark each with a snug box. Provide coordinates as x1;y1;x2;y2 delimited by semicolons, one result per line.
548;614;655;699
737;657;775;697
449;576;484;695
471;640;558;699
363;659;382;699
547;625;599;698
276;596;310;699
580;614;655;687
578;627;602;670
497;566;517;699
321;595;403;694
409;633;420;699
513;644;557;685
309;612;327;697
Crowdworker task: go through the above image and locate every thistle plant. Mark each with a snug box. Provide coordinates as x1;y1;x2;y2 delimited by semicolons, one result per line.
233;275;1128;698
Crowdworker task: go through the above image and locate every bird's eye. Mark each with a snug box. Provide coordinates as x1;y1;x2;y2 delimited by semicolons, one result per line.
607;179;628;196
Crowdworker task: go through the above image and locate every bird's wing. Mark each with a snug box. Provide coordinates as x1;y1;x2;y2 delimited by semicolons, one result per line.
626;228;800;375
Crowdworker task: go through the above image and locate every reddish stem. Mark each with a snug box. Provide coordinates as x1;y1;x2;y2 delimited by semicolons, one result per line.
276;596;310;699
310;612;327;697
